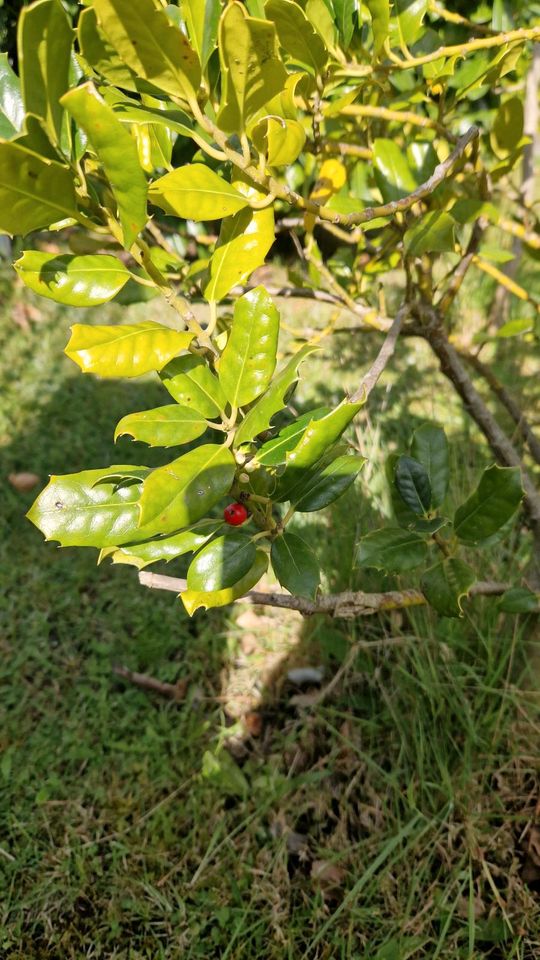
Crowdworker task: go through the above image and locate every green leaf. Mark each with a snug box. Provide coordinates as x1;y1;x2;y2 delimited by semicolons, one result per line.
333;0;355;46
218;286;279;407
181;0;221;69
93;0;200;101
181;549;267;614
496;318;534;339
0;142;78;236
14;252;131;306
234;343;318;446
204;205;275;302
410;424;449;509
61;83;147;249
0;53;24;137
293;454;366;512
386;454;418;529
78;7;137;91
421;558;475;618
65;322;194;378
106;519;222;569
256;407;330;466
17;0;73;145
138;443;236;532
27;467;158;548
491;96;524;156
149;163;249;222
159;355;226;418
395;456;431;515
355;527;428;573
187;533;256;591
265;0;327;76
403;211;456;258
496;587;539;614
114;405;208;447
365;0;390;58
372;139;417;202
454;465;523;545
111;99;194;140
281;400;362;474
217;2;287;133
271;532;320;599
389;0;427;47
251;115;306;166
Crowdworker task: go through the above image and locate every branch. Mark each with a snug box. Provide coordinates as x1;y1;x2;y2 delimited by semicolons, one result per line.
138;571;508;619
342;103;457;142
350;306;407;401
112;664;187;700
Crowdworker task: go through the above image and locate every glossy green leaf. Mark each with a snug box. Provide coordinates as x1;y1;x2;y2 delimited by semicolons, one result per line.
111;100;194;139
181;0;221;69
454;465;523;545
114;404;207;447
65;322;194;378
421;558;475;618
17;0;73;145
78;7;137;90
93;0;200;101
149;163;249;222
404;211;456;258
204;205;275;302
138;443;236;532
385;454;418;529
305;0;336;48
256;407;330;466
497;587;540;614
27;467;160;548
181;549;267;614
234;343;318;446
187;533;256;591
271;532;320;599
365;0;390;58
159;355;226;418
0;53;24;137
61;83;147;249
283;400;362;474
355;527;428;573
218;286;279;407
410;424;449;509
0;142;78;235
395;456;431;515
107;519;222;569
389;0;427;47
372;139;417;203
217;2;287;133
265;0;327;76
333;0;355;47
14;252;131;306
251;115;306;166
293;454;366;512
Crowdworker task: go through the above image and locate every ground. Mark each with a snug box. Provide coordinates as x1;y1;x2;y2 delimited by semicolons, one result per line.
1;251;539;959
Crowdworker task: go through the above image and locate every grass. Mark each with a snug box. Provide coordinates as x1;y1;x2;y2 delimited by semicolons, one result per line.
1;254;539;958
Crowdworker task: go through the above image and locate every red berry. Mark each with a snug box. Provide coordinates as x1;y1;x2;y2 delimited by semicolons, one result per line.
224;502;248;526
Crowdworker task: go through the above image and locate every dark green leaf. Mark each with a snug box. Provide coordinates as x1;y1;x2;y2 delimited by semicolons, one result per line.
219;286;279;407
372;138;417;202
187;533;256;591
293;454;366;512
114;405;208;447
281;400;362;474
365;0;390;58
355;527;427;573
256;407;330;466
271;532;320;599
395;456;431;515
181;549;268;613
454;465;523;544
421;558;475;618
0;53;24;137
496;587;539;614
410;423;449;508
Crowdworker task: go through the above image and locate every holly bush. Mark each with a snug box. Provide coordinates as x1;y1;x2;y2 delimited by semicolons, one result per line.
1;0;539;618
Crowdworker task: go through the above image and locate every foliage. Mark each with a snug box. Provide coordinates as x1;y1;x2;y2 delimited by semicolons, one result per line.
1;0;539;618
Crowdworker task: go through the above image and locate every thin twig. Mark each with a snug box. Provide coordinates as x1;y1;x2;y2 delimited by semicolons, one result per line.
112;664;187;700
350;306;407;401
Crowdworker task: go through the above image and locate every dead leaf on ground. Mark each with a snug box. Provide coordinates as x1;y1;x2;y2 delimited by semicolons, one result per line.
8;472;40;492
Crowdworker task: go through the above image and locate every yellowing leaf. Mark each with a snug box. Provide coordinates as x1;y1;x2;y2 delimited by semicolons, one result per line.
65;322;194;377
149;163;250;221
251;115;306;166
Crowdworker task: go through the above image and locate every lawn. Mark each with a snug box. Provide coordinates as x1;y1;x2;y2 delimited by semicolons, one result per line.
1;254;539;959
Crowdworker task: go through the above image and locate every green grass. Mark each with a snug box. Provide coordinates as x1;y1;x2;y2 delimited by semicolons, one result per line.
1;258;539;958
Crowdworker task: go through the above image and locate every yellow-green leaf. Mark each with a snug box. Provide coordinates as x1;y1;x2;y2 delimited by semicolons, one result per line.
106;519;222;569
218;286;279;406
93;0;200;101
61;83;147;249
204;205;275;302
78;7;137;91
181;549;267;614
14;251;131;306
114;404;208;447
17;0;73;145
0;142;78;235
149;163;249;221
181;0;221;69
159;354;227;418
251;115;306;165
265;0;327;76
65;322;194;378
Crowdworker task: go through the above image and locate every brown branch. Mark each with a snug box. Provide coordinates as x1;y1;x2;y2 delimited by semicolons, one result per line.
459;350;540;466
350;306;407;401
112;664;187;700
138;571;508;619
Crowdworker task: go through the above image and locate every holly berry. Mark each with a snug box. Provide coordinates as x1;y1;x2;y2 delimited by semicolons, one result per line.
224;502;248;526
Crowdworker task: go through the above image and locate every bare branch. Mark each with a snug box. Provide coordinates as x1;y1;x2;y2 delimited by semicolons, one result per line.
138;571;508;619
350;306;407;402
112;664;187;700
